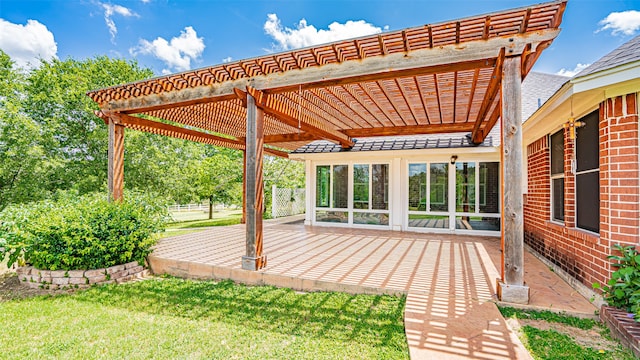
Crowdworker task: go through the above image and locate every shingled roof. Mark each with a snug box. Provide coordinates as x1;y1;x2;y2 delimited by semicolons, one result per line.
292;133;494;154
521;71;569;120
575;34;640;78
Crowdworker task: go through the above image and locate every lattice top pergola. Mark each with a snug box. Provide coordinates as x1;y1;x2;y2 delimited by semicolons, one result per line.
88;0;566;156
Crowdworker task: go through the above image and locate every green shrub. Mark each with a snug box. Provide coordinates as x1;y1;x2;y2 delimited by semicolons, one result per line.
0;191;168;270
593;244;640;318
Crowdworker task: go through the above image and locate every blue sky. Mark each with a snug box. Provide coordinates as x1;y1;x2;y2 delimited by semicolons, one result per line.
1;0;640;77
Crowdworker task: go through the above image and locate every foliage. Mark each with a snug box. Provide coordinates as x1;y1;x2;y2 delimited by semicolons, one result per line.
192;148;243;207
21;56;154;196
593;244;640;318
0;191;168;270
1;50;307;212
1;278;408;359
0;51;48;210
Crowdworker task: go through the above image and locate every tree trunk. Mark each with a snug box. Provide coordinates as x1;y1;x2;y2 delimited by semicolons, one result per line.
209;195;213;220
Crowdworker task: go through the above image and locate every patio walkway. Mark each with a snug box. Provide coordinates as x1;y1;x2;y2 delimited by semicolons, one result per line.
150;217;597;360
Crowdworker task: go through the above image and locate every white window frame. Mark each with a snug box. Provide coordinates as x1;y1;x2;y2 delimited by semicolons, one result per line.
549;130;565;224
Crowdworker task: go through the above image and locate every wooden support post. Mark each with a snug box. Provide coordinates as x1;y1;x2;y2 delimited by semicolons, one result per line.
242;94;267;271
497;56;529;304
241;150;246;224
107;116;125;202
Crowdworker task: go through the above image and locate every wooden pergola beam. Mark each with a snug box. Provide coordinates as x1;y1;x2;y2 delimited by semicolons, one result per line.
470;48;505;144
261;30;558;94
97;30;559;114
242;87;354;148
342;122;474;138
99;111;243;147
96;110;289;158
262;132;317;143
106;89;239;114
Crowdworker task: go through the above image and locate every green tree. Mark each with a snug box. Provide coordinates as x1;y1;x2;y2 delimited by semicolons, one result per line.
0;51;48;210
22;56;154;195
193;148;243;218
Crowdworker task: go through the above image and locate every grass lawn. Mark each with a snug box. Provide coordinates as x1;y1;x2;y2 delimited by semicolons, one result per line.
0;277;408;359
169;209;242;223
499;307;636;360
167;210;242;230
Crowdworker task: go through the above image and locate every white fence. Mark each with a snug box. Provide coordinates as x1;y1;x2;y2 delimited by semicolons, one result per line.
168;203;228;212
271;185;305;218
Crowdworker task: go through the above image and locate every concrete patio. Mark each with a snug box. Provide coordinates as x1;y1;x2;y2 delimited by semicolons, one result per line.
149;216;597;360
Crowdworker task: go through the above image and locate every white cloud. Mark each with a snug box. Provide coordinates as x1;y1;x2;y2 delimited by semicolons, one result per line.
597;10;640;36
101;2;139;43
556;63;591;77
0;19;57;68
130;26;205;73
222;56;233;63
264;13;384;50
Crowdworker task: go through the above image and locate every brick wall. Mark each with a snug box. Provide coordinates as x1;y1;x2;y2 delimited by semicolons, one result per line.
524;92;639;289
600;94;640;248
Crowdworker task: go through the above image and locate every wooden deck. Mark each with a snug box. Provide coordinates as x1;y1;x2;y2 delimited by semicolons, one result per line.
149;217;596;360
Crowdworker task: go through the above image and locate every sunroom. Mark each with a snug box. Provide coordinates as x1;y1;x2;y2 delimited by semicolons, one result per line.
291;134;502;235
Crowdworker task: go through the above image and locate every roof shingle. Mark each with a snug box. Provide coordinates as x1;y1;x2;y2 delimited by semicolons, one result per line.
574;35;640;78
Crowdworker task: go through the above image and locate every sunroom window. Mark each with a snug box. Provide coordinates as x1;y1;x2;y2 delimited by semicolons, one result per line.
353;164;389;225
315;164;348;223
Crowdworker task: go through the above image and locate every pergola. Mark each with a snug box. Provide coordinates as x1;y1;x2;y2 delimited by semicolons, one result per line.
88;0;566;303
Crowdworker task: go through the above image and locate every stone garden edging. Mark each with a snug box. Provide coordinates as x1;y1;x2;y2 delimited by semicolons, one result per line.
16;261;148;290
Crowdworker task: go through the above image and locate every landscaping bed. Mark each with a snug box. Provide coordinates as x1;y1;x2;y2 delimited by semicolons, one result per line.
16;261;148;290
600;305;640;358
500;306;636;359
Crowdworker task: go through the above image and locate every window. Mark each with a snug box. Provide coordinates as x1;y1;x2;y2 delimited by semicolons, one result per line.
353;164;369;209
371;164;389;210
575;110;599;233
315;164;348;209
353;163;389;225
408;164;427;211
550;130;564;222
316;166;330;207
315;163;388;226
408;161;499;231
479;162;499;213
430;163;448;211
456;162;476;213
332;165;348;209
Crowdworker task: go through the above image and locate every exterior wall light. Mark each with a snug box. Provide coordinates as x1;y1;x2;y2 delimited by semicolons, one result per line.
450;155;458;165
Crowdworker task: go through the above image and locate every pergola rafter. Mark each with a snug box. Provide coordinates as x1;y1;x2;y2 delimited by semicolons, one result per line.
88;0;567;301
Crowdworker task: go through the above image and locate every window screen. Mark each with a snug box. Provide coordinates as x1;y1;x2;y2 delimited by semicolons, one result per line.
575;110;599;233
576;111;599;172
552;178;564;221
576;171;599;232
